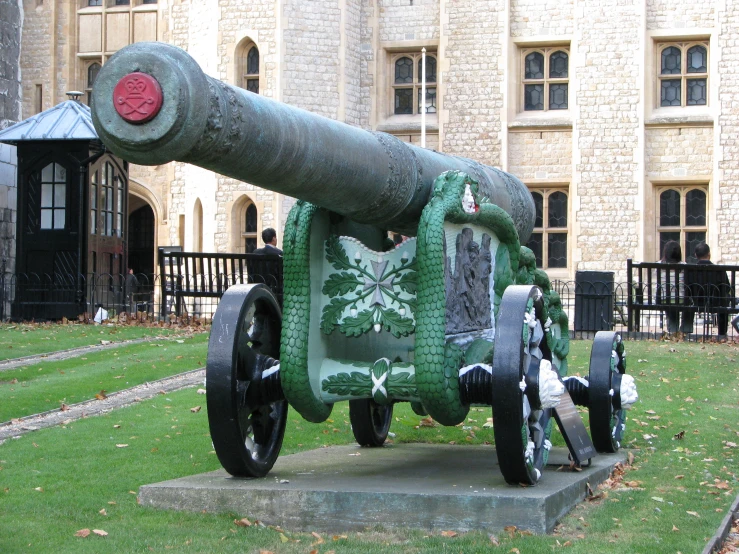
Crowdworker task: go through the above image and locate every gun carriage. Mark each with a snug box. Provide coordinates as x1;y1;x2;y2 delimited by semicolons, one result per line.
92;42;637;485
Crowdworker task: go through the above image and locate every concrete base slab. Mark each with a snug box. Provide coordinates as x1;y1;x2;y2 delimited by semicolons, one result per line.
139;444;625;534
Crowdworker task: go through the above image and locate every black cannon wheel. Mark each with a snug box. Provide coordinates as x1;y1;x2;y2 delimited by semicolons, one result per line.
588;331;626;453
492;285;553;485
349;399;393;446
206;284;287;477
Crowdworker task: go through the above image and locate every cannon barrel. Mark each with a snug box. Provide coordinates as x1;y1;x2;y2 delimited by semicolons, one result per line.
92;42;534;238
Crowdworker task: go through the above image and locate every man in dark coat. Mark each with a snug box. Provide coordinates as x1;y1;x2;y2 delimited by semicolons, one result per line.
685;242;732;338
252;228;283;255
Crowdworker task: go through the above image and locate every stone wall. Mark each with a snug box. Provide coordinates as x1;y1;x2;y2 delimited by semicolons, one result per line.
0;0;21;315
574;0;641;273
378;0;439;42
442;0;504;166
508;131;572;182
647;0;715;30
283;0;342;118
718;2;739;261
510;0;574;37
645;127;713;179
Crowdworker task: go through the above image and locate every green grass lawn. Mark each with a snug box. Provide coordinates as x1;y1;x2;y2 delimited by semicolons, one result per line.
0;334;209;421
0;322;202;361
0;339;737;553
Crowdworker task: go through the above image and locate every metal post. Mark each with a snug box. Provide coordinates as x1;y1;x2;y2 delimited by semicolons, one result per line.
421;48;426;149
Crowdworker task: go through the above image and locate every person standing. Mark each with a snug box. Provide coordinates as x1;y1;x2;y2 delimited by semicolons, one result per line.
685;242;732;339
252;228;283;255
124;268;139;313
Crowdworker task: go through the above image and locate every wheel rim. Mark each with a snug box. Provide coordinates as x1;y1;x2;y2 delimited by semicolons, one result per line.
207;284;287;477
492;285;553;485
588;331;624;453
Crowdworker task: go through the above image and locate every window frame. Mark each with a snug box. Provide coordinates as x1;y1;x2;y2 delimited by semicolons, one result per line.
39;162;69;231
654;183;708;263
237;41;260;94
656;41;709;109
521;46;570;113
242;202;258;254
390;51;438;116
525;186;570;270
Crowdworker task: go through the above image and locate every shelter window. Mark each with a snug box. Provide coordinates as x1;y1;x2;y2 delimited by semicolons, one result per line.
243;203;258;253
656;185;707;263
658;42;708;107
526;188;568;269
90;169;98;234
40;163;67;230
521;47;569;111
392;52;437;115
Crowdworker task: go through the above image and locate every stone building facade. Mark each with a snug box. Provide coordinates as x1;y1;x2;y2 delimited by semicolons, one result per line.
16;0;739;281
0;0;22;281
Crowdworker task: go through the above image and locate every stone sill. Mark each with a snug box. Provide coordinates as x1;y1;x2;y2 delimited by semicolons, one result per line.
376;115;439;134
645;113;714;127
508;115;572;132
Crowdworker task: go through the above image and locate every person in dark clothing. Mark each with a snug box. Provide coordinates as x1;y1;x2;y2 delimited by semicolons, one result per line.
684;242;732;338
124;268;139;313
657;240;686;334
252;227;283;255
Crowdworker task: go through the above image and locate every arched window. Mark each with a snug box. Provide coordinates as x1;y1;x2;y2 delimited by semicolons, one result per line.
392;52;437;115
526;188;568;269
239;43;260;94
522;48;569;111
656;185;707;263
243;203;258;253
86;62;101;105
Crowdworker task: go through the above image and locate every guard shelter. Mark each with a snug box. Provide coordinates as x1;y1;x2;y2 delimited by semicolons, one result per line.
0;92;128;320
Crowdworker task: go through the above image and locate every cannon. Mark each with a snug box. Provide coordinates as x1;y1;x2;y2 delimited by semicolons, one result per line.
91;42;638;485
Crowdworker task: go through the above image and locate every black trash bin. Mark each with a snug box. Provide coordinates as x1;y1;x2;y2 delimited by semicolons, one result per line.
574;270;614;332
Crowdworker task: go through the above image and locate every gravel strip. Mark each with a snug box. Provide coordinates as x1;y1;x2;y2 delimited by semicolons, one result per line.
0;368;205;444
0;334;197;372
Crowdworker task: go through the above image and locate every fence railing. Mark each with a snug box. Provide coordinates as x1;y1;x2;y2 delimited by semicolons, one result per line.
0;270;736;341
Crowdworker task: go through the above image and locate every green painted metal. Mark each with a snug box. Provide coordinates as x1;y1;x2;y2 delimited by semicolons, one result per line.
415;170;521;425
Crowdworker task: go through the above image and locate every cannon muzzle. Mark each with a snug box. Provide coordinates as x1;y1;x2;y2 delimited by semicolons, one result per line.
92;42;534;238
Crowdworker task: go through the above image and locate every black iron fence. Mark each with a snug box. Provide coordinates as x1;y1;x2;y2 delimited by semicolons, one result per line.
0;269;736;341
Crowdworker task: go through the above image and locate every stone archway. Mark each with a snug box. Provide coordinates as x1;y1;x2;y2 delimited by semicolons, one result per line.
128;199;155;277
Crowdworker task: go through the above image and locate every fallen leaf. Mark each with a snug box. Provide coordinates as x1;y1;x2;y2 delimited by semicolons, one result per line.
234;518;252;527
34;487;43;492
95;390;107;400
651;497;664;502
440;530;458;538
197;388;206;395
113;425;120;429
310;531;324;546
115;444;128;448
672;525;679;531
93;529;108;537
504;525;517;538
687;511;700;517
673;431;685;440
75;529;91;538
419;417;436;427
99;508;107;516
190;406;202;413
489;535;500;545
60;403;70;412
279;533;289;543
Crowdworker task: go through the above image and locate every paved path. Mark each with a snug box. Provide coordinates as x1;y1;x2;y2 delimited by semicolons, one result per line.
0;368;205;443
